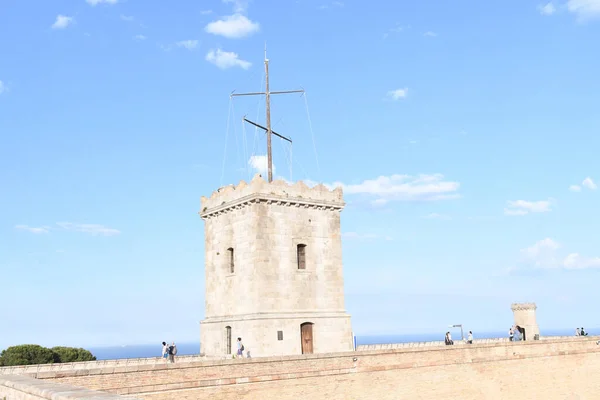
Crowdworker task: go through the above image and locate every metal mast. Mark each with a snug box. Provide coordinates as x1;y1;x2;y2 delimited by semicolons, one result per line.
230;47;304;182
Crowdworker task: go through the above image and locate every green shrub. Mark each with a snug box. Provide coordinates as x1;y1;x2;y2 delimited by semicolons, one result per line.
0;344;96;366
51;346;96;363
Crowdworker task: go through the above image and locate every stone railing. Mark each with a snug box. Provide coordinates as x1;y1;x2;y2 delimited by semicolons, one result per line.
0;354;207;376
0;374;140;399
356;334;598;351
1;335;596;376
357;337;508;351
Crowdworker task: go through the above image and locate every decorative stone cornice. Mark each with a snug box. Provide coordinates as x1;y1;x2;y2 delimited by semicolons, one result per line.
199;173;345;218
511;302;537;311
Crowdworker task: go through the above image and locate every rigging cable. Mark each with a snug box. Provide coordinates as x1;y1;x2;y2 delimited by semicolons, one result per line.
220;97;233;187
303;92;322;183
231;101;242;180
249;72;266;181
278;121;293;182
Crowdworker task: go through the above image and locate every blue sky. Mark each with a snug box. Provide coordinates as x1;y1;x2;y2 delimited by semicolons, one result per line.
1;0;600;350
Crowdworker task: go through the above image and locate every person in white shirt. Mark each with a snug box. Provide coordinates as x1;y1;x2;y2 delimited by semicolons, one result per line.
467;331;473;344
236;337;244;358
161;342;169;361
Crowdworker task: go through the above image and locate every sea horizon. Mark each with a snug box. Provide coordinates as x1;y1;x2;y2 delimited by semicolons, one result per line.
84;328;593;360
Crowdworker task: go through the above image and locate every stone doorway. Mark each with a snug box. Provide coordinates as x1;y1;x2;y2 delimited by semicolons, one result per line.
301;322;314;354
225;326;232;354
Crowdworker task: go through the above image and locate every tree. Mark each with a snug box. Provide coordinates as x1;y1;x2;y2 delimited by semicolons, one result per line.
51;346;96;363
0;345;57;366
0;345;97;366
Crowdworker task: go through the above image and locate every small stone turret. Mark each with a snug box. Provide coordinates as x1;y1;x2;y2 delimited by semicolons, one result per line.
511;302;540;340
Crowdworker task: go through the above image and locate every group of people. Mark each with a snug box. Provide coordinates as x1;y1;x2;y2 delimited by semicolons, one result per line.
508;325;525;341
444;330;474;345
161;341;177;363
159;338;250;361
575;327;588;336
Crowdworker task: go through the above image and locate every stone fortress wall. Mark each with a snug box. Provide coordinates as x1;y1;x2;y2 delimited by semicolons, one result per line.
199;174;353;358
1;335;599;400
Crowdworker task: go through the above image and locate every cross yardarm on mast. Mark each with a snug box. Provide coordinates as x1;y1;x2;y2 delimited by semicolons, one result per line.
230;48;304;182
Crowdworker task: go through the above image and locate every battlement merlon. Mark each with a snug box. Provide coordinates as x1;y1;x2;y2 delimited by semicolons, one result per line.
511;302;537;311
199;173;345;219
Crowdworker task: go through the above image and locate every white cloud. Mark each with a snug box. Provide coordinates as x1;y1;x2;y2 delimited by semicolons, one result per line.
0;80;5;95
582;177;597;190
563;253;600;269
51;15;74;29
134;34;146;41
201;10;213;15
539;2;556;15
206;49;251;69
331;174;460;205
383;24;409;39
86;0;118;5
56;222;120;236
120;14;134;21
223;0;248;13
387;88;408;100
248;155;274;176
205;14;260;39
176;40;198;50
521;238;561;264
520;238;600;270
570;177;597;192
248;171;459;205
504;199;552;216
566;0;600;20
15;225;51;234
424;31;437;37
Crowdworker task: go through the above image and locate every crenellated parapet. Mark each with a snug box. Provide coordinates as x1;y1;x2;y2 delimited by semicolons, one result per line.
200;173;344;219
511;302;537;311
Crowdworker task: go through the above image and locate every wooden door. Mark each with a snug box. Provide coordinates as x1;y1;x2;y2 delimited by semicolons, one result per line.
301;323;313;354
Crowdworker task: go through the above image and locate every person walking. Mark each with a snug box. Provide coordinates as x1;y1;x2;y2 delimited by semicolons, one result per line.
161;342;169;362
236;337;244;358
168;342;177;363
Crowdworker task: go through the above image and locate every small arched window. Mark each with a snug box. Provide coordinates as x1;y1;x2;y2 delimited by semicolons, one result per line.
297;244;306;270
227;248;234;273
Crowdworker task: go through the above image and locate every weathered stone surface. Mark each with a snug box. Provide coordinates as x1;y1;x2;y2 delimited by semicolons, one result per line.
511;302;540;340
0;374;139;399
199;174;353;357
26;337;600;400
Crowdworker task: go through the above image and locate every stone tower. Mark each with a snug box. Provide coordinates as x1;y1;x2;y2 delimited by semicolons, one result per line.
511;302;540;340
199;174;354;357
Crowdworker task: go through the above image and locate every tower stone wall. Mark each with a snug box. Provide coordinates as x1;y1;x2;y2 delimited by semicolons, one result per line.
199;174;354;357
511;302;540;340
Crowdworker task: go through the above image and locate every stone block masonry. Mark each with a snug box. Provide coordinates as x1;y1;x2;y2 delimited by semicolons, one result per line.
200;174;353;358
0;374;140;399
8;336;598;399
